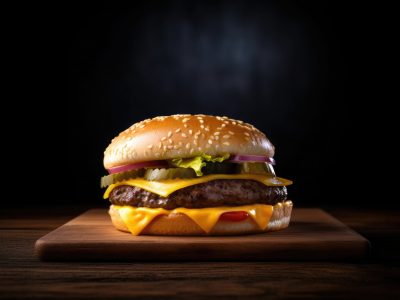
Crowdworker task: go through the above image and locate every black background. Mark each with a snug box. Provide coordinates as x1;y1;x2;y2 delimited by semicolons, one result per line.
7;1;396;208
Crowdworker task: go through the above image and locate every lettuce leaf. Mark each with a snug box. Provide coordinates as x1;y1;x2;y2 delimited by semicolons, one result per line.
170;153;230;176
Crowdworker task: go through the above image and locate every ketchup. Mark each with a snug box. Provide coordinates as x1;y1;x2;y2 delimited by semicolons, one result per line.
219;211;249;222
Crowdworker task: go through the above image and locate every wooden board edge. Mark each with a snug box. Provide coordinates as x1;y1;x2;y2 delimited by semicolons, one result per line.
34;236;371;262
314;209;371;248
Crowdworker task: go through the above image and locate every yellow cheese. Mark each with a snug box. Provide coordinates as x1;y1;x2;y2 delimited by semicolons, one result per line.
118;206;168;236
113;204;274;235
104;174;292;198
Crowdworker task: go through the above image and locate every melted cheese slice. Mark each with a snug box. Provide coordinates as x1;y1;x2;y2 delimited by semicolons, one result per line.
104;174;292;198
118;206;168;236
113;204;274;235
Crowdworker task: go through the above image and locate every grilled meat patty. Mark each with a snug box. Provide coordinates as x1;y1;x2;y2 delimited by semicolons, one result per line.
109;179;287;210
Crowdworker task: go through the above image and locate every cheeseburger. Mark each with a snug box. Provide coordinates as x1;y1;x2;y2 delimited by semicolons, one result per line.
102;114;293;235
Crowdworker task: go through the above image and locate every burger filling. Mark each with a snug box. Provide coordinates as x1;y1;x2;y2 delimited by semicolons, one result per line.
103;159;290;210
101;155;292;235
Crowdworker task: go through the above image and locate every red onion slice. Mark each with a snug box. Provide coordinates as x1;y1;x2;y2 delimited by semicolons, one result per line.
228;154;275;165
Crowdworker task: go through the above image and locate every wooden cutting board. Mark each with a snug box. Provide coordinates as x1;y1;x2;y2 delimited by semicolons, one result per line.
35;208;370;261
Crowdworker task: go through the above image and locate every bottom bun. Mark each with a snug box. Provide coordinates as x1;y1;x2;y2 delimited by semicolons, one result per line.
109;201;293;236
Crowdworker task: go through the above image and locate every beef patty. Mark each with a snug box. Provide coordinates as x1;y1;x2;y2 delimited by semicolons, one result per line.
109;179;287;210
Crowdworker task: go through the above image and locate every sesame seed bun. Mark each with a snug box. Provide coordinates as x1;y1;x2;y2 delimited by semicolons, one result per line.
104;114;274;169
109;201;293;236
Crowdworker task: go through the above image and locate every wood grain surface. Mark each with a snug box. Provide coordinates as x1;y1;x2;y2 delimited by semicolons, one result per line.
35;209;369;261
1;207;399;299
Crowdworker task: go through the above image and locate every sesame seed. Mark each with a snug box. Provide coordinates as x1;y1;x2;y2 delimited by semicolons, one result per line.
208;139;213;144
163;145;167;151
161;137;167;141
168;131;173;138
198;147;202;151
193;140;198;145
199;119;204;124
200;125;205;129
184;124;188;128
245;137;251;141
190;148;195;154
232;121;237;125
185;143;190;149
223;142;230;146
189;130;193;135
223;135;230;139
182;118;190;123
147;145;153;149
214;132;220;135
158;142;162;149
175;128;181;133
221;124;226;127
168;139;173;144
244;132;250;136
167;145;173;149
237;120;244;124
204;127;210;131
181;133;187;138
215;136;219;140
229;131;234;135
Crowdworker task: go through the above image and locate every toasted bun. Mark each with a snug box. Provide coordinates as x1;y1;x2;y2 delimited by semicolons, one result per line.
104;114;274;169
109;201;292;236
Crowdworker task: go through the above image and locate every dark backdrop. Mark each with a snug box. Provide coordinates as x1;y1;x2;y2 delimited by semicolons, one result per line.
7;1;396;208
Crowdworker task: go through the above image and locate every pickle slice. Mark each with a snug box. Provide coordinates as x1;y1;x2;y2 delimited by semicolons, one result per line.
202;162;236;175
144;168;196;181
100;169;145;188
238;162;276;176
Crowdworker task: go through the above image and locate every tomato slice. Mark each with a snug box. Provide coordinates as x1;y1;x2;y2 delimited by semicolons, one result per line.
219;211;249;222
